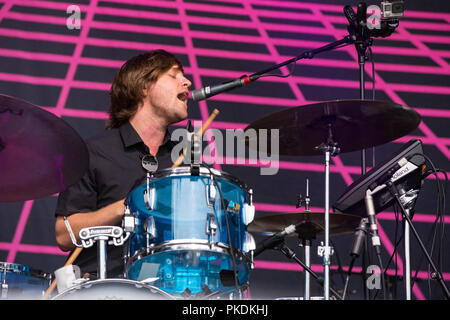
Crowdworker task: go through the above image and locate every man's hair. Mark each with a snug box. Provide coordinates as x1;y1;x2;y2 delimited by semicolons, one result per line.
107;49;183;129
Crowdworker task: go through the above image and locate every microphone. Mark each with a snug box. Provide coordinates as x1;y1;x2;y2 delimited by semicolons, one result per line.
253;223;298;257
342;217;368;300
356;2;367;28
191;75;253;101
344;5;359;35
350;217;368;257
365;190;381;254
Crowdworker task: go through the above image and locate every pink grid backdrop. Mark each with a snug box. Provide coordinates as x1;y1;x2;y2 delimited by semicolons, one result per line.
0;0;448;299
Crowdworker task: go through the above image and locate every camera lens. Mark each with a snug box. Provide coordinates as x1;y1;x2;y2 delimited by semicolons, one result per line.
392;3;404;13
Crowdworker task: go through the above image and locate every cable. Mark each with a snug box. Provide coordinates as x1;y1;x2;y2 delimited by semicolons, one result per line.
202;163;240;295
257;60;297;79
418;154;446;278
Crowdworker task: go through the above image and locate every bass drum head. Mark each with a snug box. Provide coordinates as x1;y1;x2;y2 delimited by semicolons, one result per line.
52;279;174;300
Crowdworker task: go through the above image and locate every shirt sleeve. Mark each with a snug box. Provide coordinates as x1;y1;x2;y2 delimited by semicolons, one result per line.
54;157;98;217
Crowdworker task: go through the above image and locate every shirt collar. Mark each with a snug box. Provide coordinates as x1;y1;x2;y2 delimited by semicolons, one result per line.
119;121;171;149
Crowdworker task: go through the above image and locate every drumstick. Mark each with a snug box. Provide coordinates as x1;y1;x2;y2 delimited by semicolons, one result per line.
41;247;83;300
172;108;220;168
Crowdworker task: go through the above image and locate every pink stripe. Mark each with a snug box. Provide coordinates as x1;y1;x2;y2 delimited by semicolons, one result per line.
0;28;77;44
9;0;88;11
0;242;68;256
42;106;109;120
378;212;450;224
254;260;450;281
377;223;426;299
6;200;33;263
176;0;221;172
396;25;448;70
310;9;429;299
54;0;98;115
243;0;307;105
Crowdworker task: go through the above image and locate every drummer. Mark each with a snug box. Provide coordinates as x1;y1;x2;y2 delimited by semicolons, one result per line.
54;49;192;278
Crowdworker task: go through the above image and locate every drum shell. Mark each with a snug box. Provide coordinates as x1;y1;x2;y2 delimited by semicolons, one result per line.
125;167;252;295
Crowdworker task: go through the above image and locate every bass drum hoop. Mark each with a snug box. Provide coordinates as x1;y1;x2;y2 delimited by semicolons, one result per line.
0;261;51;281
145;166;249;192
52;279;175;300
126;239;252;271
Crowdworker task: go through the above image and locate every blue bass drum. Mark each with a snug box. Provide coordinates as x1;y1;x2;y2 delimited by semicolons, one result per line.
124;166;255;297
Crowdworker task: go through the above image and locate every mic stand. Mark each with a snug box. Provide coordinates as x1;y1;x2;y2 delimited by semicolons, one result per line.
276;242;343;300
386;181;450;300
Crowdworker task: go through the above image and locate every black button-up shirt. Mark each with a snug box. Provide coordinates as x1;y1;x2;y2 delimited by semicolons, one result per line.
55;121;177;277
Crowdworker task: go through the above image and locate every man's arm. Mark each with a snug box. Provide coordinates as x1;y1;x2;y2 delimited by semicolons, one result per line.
55;199;126;251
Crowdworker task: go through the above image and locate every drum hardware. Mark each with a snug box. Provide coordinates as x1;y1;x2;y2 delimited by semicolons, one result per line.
249;211;360;299
397;189;419;301
315;122;340;300
206;176;217;207
387;181;450;300
246;100;420;299
276;242;343;300
143;171;157;211
296;179;313;299
205;165;241;297
79;225;131;280
0;262;52;300
144;215;157;252
205;212;218;248
242;198;255;227
1;266;8;299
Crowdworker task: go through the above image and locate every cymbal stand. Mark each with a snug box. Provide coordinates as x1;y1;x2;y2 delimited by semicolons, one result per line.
315;123;340;300
276;242;342;300
296;179;313;300
386;181;450;300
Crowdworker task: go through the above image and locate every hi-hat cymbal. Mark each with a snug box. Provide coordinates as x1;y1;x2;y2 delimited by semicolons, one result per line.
0;94;89;202
245;99;421;156
248;211;361;237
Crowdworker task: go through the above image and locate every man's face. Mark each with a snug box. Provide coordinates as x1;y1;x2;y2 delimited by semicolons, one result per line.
145;65;192;124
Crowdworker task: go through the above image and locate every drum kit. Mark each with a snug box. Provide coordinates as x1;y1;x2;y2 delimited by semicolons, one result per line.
0;91;426;300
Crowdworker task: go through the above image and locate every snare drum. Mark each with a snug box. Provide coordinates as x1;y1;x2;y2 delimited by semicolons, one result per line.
124;166;255;297
0;262;51;299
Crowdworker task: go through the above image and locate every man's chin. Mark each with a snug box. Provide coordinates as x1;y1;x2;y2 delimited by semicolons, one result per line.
169;110;188;125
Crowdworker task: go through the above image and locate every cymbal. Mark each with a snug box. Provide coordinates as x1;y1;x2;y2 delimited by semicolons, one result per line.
245;99;421;156
0;95;89;202
248;211;361;237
